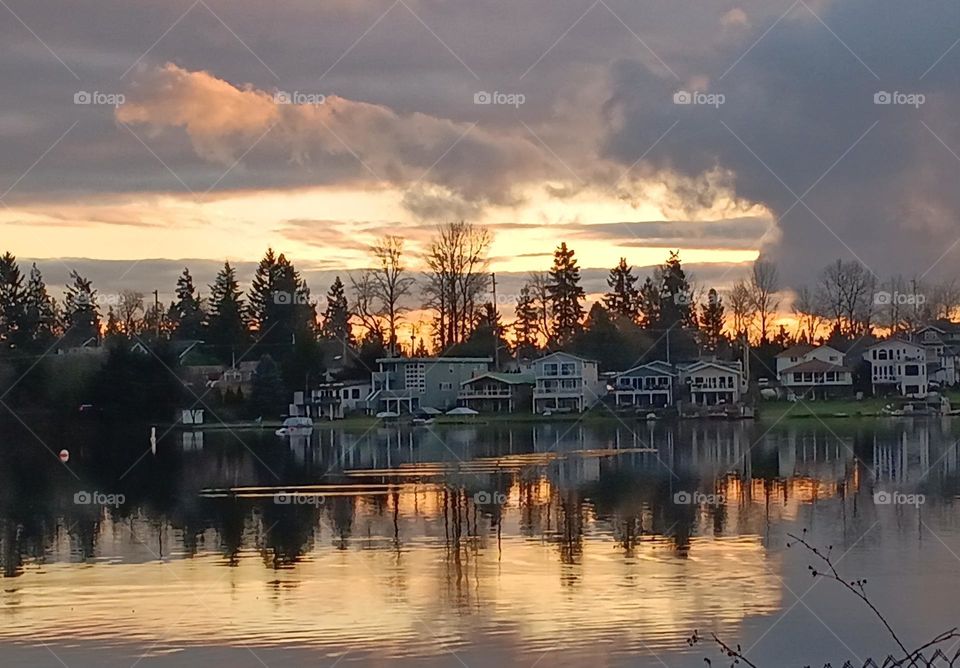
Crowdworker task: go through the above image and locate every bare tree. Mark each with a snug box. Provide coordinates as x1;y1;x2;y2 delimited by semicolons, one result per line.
370;235;416;356
528;271;552;343
423;221;492;349
748;261;780;343
349;271;385;343
816;259;876;337
727;279;755;338
929;278;960;321
117;289;144;335
791;286;826;343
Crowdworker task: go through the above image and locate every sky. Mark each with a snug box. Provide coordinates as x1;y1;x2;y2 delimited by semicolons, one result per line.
2;0;960;312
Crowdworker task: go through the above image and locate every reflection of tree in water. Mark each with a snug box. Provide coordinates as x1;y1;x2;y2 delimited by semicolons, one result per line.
325;495;356;550
260;504;320;568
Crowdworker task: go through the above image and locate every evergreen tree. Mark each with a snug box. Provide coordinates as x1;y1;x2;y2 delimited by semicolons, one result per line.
570;303;633;371
656;251;696;330
22;263;57;348
636;276;660;328
104;306;122;340
603;257;639;320
0;252;26;351
699;288;726;352
247;249;316;349
449;302;508;360
250;354;288;417
207;262;249;360
172;268;205;340
547;242;585;346
320;276;353;345
63;270;100;347
513;284;540;359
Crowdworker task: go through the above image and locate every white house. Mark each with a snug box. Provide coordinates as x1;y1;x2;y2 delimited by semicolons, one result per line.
863;339;928;398
678;360;745;406
612;361;676;408
531;352;606;414
912;325;960;387
776;345;853;399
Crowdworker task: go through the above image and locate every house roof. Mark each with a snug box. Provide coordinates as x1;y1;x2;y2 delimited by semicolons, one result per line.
776;344;816;358
617;361;676;378
461;372;535;386
377;356;492;364
781;360;851;374
679;360;743;375
864;338;925;351
534;351;598;365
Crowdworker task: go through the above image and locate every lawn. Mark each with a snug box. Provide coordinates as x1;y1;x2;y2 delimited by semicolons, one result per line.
757;397;893;421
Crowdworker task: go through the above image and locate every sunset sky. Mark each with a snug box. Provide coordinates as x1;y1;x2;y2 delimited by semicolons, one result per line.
3;0;960;310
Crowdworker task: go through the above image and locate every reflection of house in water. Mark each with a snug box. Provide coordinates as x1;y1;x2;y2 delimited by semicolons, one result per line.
872;422;933;486
773;427;853;481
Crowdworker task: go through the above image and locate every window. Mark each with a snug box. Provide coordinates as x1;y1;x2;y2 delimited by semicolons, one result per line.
878;350;888;360
439;382;453;391
544;363;558;376
560;362;576;376
904;365;919;376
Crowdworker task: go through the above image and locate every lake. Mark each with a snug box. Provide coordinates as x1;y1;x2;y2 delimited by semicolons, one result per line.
1;417;959;667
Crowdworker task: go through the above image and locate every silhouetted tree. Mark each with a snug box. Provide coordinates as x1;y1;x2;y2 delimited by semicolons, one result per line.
547;242;585;346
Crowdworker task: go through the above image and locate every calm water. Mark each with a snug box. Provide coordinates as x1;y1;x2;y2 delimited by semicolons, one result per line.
1;417;959;667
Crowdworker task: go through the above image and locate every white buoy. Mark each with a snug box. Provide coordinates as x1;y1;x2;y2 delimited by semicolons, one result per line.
150;426;157;455
58;449;69;463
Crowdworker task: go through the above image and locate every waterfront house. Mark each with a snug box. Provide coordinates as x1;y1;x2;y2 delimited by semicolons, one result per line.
862;339;928;397
612;361;676;408
911;323;960;387
677;359;745;406
458;372;534;413
531;351;606;414
776;345;854;399
291;379;374;420
369;357;491;414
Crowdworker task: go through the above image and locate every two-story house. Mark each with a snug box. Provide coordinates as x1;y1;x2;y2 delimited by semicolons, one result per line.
862;339;928;397
531;352;606;414
776;344;853;399
911;324;960;387
369;357;491;414
677;360;745;406
458;372;534;413
612;361;676;408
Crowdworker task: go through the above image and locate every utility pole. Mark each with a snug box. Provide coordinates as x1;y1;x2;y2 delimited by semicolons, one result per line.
153;290;160;339
491;272;500;370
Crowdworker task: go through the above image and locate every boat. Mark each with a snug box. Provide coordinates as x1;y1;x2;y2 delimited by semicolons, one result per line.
275;416;314;437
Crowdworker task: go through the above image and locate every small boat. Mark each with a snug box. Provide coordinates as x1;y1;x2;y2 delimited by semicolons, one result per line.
275;416;314;437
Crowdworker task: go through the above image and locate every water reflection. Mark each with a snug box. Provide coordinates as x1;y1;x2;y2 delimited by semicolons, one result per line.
1;418;959;666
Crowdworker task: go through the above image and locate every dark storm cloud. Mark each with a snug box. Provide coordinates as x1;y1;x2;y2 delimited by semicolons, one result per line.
602;0;960;283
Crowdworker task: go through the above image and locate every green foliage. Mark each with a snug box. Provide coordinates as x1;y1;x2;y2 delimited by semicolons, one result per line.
547;242;585;346
250;354;288;417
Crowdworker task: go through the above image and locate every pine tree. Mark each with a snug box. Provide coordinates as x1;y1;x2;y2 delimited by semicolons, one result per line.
104;306;122;340
172;268;205;340
0;252;26;350
63;270;100;346
247;247;277;333
250;354;287;417
513;284;540;359
547;242;585;346
23;263;57;348
248;249;315;348
637;276;660;328
699;288;726;352
320;276;353;345
603;257;639;320
657;251;696;329
207;262;248;360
